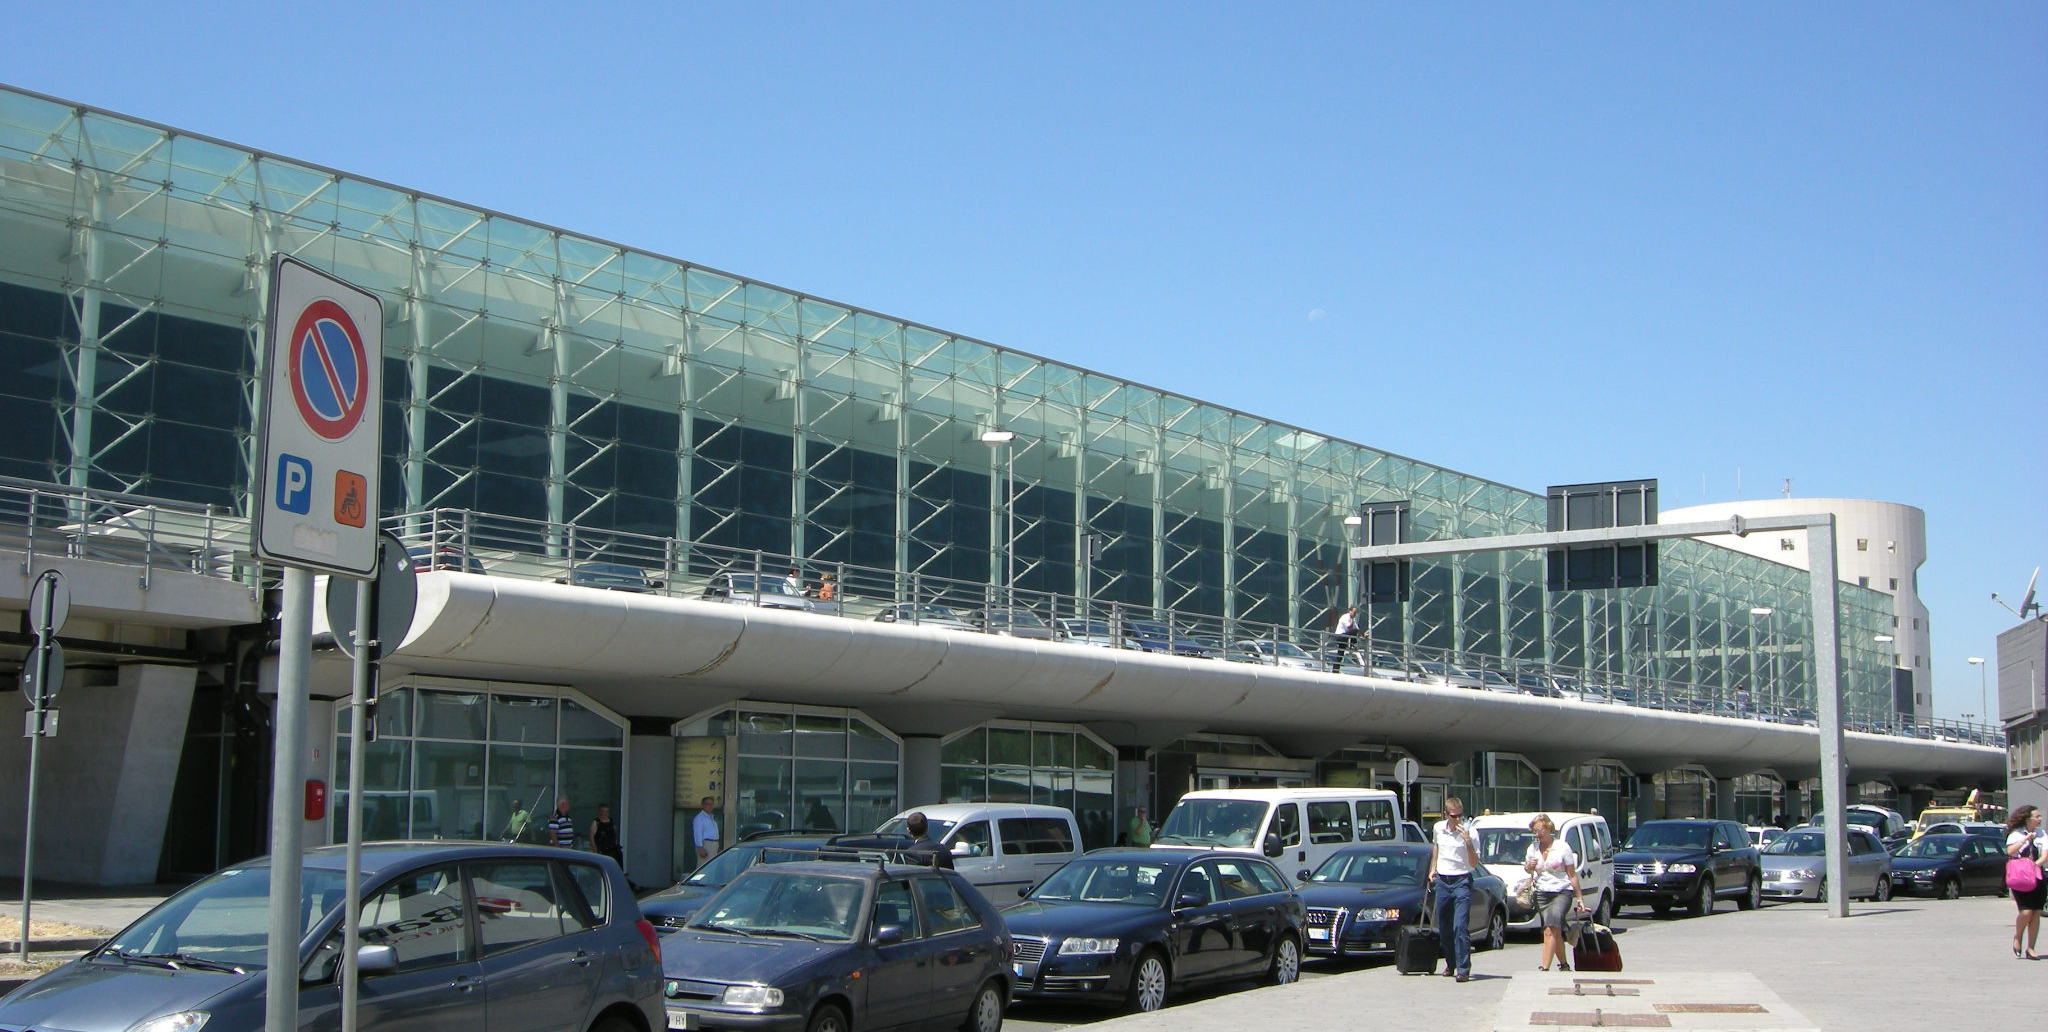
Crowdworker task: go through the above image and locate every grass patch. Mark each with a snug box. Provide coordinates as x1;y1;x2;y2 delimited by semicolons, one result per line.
0;916;113;941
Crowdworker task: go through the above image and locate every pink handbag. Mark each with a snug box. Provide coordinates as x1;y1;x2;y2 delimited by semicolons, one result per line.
2008;856;2042;892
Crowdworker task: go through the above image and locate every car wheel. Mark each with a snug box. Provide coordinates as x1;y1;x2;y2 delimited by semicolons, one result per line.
588;1018;636;1032
807;1003;850;1032
1592;892;1612;927
1872;875;1891;903
1265;935;1302;985
960;979;1004;1032
1688;876;1715;917
1482;908;1507;952
1939;877;1962;901
1817;878;1828;904
1738;875;1760;911
1126;951;1170;1013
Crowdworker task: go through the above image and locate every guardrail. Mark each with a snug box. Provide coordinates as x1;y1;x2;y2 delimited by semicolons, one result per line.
0;475;258;589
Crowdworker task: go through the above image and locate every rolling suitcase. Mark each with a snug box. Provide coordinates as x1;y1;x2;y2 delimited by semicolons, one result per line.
1394;892;1441;975
1571;922;1623;972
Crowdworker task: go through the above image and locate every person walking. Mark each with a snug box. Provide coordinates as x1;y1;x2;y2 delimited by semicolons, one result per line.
1425;796;1481;982
903;811;954;869
2005;804;2048;958
589;803;623;867
501;798;531;843
1524;813;1589;971
1330;606;1361;671
693;795;722;864
545;797;576;849
1128;806;1154;847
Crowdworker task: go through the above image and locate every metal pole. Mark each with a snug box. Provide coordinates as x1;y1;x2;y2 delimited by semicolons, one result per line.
341;576;376;1032
266;567;313;1032
1004;444;1015;612
18;666;44;959
1808;519;1850;919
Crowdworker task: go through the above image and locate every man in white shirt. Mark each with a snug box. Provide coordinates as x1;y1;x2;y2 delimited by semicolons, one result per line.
1330;606;1361;671
693;795;722;865
1425;796;1482;981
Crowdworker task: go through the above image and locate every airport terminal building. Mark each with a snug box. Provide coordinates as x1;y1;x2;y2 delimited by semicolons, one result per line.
0;85;1997;886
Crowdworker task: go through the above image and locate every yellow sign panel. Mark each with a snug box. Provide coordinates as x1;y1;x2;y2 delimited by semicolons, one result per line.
674;737;726;806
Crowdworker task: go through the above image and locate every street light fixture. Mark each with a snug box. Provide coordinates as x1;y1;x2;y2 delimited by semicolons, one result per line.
1968;657;1987;729
980;430;1016;614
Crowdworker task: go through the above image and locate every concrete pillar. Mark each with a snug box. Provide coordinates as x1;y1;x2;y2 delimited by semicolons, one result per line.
0;663;196;885
902;736;943;807
627;733;676;886
1634;774;1659;829
1714;777;1741;823
1539;769;1565;812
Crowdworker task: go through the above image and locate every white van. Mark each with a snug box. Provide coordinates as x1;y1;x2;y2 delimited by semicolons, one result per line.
1467;810;1616;928
875;802;1084;901
1152;788;1404;877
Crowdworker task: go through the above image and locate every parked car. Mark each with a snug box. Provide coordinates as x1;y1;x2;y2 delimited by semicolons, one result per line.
1510;671;1560;697
1152;787;1404;875
1003;847;1304;1013
1398;821;1429;844
561;560;662;592
697;571;814;611
0;842;663;1032
875;802;1085;902
639;832;840;931
1472;668;1520;693
1409;661;1486;690
875;602;977;631
969;607;1063;640
1812;804;1911;849
660;860;1010;1032
1123;619;1218;657
1760;827;1894;902
1055;617;1126;648
1746;825;1785;849
1612;818;1762;916
1469;810;1617;927
1327;650;1411;680
1917;821;2007;840
1228;639;1323;670
1890;833;2013;899
1297;843;1507;959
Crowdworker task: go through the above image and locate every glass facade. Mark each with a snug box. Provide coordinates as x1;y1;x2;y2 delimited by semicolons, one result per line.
673;705;902;844
939;722;1117;849
333;680;625;845
0;85;1901;723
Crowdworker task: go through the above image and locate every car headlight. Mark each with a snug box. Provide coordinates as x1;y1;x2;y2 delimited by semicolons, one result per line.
1059;937;1120;955
720;985;785;1009
127;1014;210;1032
1785;869;1819;881
1356;908;1401;921
1907;869;1934;879
1665;863;1697;874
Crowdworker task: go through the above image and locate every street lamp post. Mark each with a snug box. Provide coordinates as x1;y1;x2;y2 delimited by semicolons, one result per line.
980;430;1016;614
1968;657;1987;730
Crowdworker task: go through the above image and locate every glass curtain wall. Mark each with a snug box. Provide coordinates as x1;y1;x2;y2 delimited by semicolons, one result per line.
333;682;625;846
674;705;902;840
940;723;1117;849
0;85;1899;722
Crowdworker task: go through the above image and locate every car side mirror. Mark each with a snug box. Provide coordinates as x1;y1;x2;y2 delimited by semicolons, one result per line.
1175;892;1205;910
951;841;974;857
1017;886;1031;899
355;944;398;976
1296;869;1313;883
874;924;905;945
1262;833;1284;858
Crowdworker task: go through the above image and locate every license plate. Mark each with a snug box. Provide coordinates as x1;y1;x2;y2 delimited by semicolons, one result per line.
1013;962;1026;978
1308;928;1329;941
1622;874;1646;884
666;1006;699;1030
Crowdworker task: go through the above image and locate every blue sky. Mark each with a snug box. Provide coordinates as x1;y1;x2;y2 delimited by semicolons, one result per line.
9;2;2042;718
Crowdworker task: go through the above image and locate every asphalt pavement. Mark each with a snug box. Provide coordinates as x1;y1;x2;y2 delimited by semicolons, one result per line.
3;884;2035;1031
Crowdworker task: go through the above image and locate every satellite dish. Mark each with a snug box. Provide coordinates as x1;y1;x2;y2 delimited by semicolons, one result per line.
1993;566;2043;620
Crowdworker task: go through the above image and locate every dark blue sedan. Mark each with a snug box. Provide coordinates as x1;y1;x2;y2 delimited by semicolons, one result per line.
1001;848;1304;1013
1297;843;1507;959
640;833;839;931
1890;833;2011;899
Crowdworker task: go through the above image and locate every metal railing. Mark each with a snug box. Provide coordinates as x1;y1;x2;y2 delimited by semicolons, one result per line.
377;506;2004;749
0;475;258;589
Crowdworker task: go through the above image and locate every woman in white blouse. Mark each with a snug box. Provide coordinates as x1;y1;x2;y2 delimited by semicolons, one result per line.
1524;813;1589;971
2005;805;2048;959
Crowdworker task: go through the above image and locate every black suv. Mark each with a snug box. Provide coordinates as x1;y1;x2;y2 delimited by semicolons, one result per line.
1612;818;1762;916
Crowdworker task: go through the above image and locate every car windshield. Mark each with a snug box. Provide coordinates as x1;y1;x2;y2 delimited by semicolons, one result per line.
1155;799;1268;848
875;816;957;840
684;844;769;886
103;864;351;970
989;609;1046;626
1476;827;1536;865
1895;837;1963;859
724;574;792;594
1062;619;1113;635
1310;851;1425;886
1028;858;1173;906
1762;833;1826;856
690;871;865;941
1626;825;1713;850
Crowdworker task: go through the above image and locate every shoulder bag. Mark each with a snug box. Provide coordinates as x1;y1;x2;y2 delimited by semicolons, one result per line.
2008;837;2043;892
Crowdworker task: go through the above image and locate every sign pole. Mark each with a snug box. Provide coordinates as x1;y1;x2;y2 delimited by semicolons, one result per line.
19;688;41;959
340;557;379;1032
17;569;67;960
264;567;313;1032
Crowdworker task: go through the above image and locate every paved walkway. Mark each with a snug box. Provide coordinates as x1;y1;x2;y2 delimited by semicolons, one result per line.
1091;895;2030;1032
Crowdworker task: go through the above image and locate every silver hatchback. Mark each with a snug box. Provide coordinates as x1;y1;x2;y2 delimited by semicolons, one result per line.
0;842;663;1032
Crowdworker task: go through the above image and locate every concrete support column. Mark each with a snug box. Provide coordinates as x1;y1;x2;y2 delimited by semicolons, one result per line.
902;736;943;807
1539;769;1565;812
627;734;676;886
1634;775;1659;829
1714;777;1740;823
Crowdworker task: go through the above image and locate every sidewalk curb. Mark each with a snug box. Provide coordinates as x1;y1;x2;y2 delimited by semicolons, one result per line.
0;937;105;954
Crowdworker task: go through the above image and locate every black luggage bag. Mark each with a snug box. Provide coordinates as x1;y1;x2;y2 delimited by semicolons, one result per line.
1394;922;1440;974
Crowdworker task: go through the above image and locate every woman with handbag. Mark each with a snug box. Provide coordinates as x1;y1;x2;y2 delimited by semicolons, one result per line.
1524;813;1589;971
2004;805;2048;959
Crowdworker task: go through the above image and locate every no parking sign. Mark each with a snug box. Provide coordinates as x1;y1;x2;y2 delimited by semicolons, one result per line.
253;255;383;575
